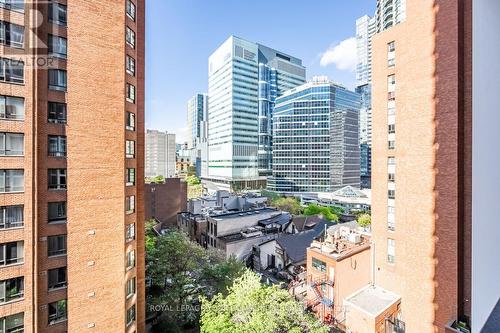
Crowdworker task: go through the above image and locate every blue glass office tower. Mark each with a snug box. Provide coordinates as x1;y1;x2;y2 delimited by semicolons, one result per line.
268;79;361;193
206;36;305;191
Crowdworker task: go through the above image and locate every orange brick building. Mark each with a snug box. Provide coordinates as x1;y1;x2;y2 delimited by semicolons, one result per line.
0;1;145;332
306;227;372;327
368;0;472;332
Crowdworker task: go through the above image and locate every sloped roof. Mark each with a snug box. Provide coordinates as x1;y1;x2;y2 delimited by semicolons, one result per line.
332;185;367;198
291;215;324;232
482;298;500;333
277;220;333;264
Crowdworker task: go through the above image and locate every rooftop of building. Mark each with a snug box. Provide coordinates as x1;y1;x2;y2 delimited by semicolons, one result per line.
344;285;401;317
309;224;370;261
218;211;292;243
315;186;371;206
276;220;334;264
209;207;281;221
277;76;349;99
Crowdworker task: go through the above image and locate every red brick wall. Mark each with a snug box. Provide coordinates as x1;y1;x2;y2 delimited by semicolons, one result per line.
145;179;188;227
371;0;471;331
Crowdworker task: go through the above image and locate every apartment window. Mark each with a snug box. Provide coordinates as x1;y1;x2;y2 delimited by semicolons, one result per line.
388;140;395;150
0;312;24;333
126;0;136;21
126;83;136;103
388;189;395;199
48;69;67;91
0;133;23;156
126;27;135;48
387;238;395;263
0;170;23;193
48;169;66;190
126;304;136;326
48;34;67;58
126;223;135;242
47;235;66;257
126;250;135;269
0;58;24;84
126;112;135;131
48;299;67;325
126;196;135;214
0;241;23;266
48;202;66;223
388;41;395;52
311;257;326;273
0;21;24;48
0;95;24;120
48;102;67;123
126;140;135;158
388;173;395;182
0;277;24;304
0;205;23;229
48;2;67;26
126;168;135;186
126;55;135;76
388;124;395;134
126;277;136;298
388;41;395;67
388;206;395;231
48;135;66;157
48;267;67;291
0;0;24;12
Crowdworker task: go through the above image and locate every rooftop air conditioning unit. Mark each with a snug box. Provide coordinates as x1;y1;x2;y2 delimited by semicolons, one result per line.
348;233;361;244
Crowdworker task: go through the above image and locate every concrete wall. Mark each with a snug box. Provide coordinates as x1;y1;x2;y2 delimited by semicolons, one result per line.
472;0;500;331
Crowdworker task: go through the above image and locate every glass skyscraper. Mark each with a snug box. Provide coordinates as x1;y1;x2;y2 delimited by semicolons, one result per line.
206;36;305;190
187;93;208;177
268;78;361;193
187;93;208;149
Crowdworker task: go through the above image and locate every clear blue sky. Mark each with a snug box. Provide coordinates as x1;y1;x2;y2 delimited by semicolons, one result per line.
146;0;375;143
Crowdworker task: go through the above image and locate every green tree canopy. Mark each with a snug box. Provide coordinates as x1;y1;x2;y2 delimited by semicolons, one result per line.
146;230;246;331
185;175;201;185
200;270;328;333
357;213;371;228
303;204;339;222
271;197;303;215
149;175;165;183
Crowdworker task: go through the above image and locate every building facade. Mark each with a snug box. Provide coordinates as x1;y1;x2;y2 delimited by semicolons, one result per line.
369;0;472;332
145;179;187;228
0;0;145;332
268;79;361;193
206;36;305;191
186;93;207;150
375;0;407;32
356;15;377;87
145;129;176;178
186;93;208;178
356;16;377;189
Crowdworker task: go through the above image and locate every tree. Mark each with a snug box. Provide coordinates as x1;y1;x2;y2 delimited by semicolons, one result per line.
357;213;371;228
272;197;303;215
200;270;328;333
185;175;201;185
303;204;339;222
146;230;246;331
149;175;165;183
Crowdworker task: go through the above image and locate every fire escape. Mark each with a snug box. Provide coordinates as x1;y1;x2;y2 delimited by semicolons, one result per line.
307;275;335;324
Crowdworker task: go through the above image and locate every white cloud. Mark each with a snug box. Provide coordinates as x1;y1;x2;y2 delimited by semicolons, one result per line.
319;37;357;71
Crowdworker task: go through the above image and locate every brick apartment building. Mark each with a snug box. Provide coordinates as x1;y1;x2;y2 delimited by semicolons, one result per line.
369;0;472;332
0;1;145;332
